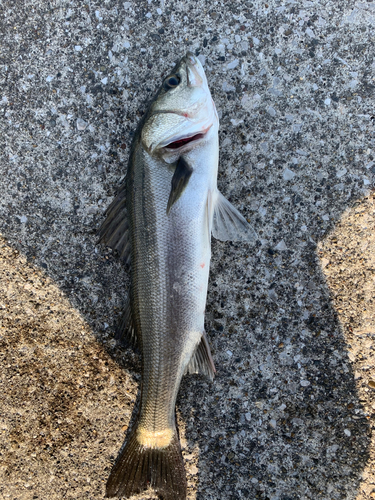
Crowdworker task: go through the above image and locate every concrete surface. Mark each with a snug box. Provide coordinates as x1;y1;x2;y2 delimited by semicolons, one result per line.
1;0;375;499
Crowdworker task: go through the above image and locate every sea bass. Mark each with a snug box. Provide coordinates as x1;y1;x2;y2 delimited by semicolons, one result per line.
99;53;257;500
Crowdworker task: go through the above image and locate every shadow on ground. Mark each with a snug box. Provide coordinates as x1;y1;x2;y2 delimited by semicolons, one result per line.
1;195;374;500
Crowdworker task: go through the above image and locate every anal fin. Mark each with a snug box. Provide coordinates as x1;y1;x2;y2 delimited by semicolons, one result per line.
185;331;216;381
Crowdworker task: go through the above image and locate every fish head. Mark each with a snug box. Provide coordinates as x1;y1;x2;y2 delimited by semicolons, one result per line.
141;52;218;161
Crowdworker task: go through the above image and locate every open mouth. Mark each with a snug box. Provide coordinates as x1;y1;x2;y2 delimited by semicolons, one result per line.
165;133;205;150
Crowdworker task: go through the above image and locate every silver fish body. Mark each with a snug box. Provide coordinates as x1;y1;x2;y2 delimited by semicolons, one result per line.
99;53;256;500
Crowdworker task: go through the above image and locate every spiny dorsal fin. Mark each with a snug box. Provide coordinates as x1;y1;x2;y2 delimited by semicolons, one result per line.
115;298;138;350
185;331;215;381
98;182;131;266
212;190;257;244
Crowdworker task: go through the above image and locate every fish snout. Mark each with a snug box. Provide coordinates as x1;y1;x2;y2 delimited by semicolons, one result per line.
184;52;205;88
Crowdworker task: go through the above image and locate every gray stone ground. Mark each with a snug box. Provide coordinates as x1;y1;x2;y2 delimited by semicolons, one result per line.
0;0;375;499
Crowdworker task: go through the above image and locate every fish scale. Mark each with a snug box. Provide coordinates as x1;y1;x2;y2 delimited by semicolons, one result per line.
132;153;206;434
133;160;177;429
99;53;257;500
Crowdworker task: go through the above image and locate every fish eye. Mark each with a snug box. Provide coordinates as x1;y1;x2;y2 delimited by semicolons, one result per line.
164;74;180;90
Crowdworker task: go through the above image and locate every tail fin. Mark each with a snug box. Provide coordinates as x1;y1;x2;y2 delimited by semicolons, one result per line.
106;426;187;500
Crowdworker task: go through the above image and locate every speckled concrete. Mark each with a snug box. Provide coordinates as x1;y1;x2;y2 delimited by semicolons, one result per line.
0;0;374;499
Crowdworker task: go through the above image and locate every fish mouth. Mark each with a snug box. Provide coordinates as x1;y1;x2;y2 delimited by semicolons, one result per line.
161;123;212;151
164;133;205;150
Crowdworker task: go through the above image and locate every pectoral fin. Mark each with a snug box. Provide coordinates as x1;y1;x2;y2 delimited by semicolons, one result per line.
166;157;193;214
212;190;257;243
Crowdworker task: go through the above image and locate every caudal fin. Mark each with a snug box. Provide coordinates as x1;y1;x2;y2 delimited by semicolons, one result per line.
106;426;187;500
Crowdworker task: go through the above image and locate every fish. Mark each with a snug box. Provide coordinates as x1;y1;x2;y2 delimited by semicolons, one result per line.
98;52;257;500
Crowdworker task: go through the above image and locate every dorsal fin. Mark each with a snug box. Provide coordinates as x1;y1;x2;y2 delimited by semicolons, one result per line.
98;182;131;265
115;298;138;350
